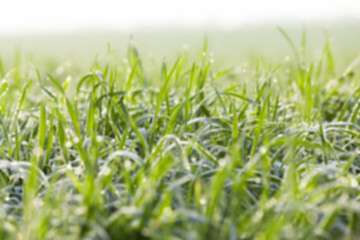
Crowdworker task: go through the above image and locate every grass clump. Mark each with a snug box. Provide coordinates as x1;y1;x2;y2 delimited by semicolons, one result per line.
0;30;360;239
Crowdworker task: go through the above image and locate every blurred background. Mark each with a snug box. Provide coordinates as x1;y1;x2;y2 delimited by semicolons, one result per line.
1;0;360;72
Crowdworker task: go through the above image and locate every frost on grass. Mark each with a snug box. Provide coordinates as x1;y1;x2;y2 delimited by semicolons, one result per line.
0;35;360;239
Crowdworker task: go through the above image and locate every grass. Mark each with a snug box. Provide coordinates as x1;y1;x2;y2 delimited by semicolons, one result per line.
1;28;360;239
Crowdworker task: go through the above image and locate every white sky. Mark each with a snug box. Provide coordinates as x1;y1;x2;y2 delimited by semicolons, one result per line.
0;0;359;34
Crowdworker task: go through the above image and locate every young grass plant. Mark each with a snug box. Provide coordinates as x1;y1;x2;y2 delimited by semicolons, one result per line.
0;30;360;239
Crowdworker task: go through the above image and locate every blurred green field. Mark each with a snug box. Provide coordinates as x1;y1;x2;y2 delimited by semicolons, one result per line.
1;22;360;239
1;21;360;72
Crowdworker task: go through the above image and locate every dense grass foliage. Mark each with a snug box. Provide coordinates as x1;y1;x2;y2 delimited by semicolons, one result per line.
1;31;360;239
